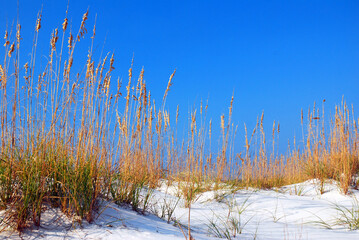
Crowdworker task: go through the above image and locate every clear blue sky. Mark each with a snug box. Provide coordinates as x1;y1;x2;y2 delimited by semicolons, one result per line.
1;0;358;153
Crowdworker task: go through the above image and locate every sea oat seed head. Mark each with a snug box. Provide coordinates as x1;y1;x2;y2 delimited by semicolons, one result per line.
67;57;73;74
4;30;9;47
51;28;59;50
110;53;115;71
24;62;29;72
16;24;21;49
0;65;4;82
277;122;280;133
92;22;96;39
220;115;225;130
8;43;15;57
62;17;68;32
78;10;89;41
36;13;42;32
163;69;176;103
68;32;73;51
272;120;276;138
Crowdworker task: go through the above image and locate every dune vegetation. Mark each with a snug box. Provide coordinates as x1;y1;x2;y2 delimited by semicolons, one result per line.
0;9;358;234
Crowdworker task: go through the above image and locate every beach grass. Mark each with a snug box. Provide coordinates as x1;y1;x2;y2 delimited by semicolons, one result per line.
0;9;358;232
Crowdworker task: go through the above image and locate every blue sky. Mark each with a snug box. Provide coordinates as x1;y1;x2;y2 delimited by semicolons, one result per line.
1;0;358;153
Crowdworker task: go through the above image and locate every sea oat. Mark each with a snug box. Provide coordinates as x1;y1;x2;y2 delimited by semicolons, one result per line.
8;43;15;57
163;69;176;103
50;28;59;50
35;12;42;32
3;30;9;46
16;24;21;49
0;64;4;83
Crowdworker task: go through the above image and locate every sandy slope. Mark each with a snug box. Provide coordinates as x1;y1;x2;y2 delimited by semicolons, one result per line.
1;179;359;240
